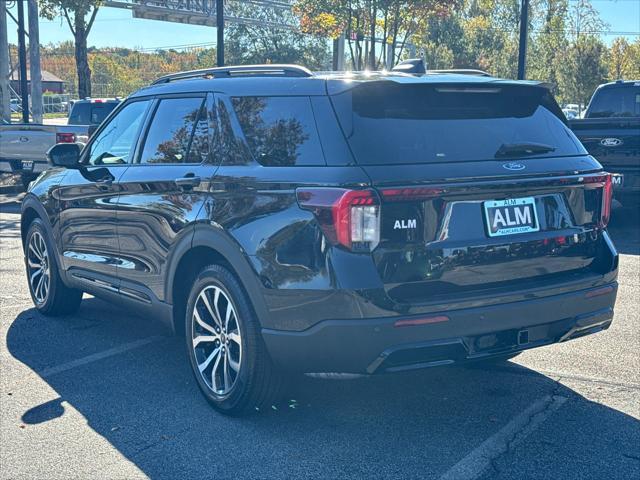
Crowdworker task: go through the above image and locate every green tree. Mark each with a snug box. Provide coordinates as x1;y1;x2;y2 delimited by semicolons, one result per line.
558;34;607;106
293;0;459;70
225;1;330;69
528;0;569;101
39;0;102;98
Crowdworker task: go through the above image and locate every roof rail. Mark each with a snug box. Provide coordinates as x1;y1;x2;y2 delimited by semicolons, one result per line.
428;69;492;77
152;64;313;85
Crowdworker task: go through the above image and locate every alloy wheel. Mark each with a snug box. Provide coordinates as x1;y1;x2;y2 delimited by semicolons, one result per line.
191;285;243;395
27;231;50;305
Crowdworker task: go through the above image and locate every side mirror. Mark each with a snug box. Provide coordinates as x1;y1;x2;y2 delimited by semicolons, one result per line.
47;143;81;168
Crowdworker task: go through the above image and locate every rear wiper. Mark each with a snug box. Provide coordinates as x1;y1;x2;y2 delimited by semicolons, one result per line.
495;142;555;158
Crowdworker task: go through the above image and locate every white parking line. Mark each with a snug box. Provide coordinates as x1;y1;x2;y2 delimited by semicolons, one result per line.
439;395;568;480
40;336;162;378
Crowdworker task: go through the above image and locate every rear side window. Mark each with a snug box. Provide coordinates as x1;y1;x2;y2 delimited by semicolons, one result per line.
331;83;583;165
140;97;209;164
231;96;325;166
587;86;640;118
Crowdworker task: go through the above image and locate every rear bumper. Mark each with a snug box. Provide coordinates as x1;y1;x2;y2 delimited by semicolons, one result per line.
262;282;617;374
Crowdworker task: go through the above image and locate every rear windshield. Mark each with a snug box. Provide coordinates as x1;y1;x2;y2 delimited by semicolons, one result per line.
331;83;584;165
587;86;640;118
69;102;118;125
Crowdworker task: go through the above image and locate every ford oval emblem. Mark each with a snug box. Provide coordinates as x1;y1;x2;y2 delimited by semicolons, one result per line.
502;162;526;171
600;138;623;147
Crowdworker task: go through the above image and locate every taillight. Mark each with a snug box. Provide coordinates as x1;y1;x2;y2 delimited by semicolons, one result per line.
601;174;613;228
56;132;76;143
296;188;380;252
584;173;613;228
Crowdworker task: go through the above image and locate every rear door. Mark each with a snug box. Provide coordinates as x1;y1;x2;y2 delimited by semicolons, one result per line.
58;99;152;288
115;93;217;304
330;81;611;302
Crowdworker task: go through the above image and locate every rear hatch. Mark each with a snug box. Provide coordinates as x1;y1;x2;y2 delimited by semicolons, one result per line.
330;80;612;303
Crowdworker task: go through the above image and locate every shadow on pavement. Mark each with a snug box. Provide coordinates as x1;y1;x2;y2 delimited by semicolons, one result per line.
6;297;640;479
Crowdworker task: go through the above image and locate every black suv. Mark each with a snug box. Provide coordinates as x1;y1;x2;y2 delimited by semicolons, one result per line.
21;65;619;414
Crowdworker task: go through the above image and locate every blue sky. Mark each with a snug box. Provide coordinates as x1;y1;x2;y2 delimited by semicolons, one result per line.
6;0;640;50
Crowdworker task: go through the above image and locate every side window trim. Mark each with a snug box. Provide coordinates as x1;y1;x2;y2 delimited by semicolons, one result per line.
134;94;210;166
80;98;153;166
183;98;207;165
132;98;160;164
217;94;258;165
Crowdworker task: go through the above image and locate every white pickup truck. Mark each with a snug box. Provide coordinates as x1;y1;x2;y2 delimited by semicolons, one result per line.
0;123;89;187
0;98;119;187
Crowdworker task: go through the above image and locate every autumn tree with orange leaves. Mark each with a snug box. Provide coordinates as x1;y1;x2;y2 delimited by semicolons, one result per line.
293;0;460;70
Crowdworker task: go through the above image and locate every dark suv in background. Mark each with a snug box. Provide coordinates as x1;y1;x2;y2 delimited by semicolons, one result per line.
21;65;618;415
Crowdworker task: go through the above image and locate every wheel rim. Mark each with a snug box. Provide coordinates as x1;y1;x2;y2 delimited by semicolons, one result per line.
27;231;50;305
191;285;242;395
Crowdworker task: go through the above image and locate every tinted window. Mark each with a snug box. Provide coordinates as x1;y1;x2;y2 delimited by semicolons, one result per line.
69;102;118;125
331;83;583;165
587;86;640;118
140;97;208;164
231;96;324;166
217;98;252;165
88;100;150;165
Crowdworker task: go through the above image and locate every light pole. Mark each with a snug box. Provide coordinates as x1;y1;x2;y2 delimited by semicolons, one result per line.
517;0;530;80
216;0;224;66
17;0;29;123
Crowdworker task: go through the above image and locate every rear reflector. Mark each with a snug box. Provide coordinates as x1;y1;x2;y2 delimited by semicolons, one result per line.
584;285;614;299
394;315;450;327
56;132;76;143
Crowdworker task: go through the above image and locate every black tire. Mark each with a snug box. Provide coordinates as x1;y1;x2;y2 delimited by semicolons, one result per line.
185;264;284;415
25;219;83;316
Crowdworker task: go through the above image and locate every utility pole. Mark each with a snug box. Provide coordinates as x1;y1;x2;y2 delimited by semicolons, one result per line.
28;0;43;123
517;0;529;80
17;0;29;123
0;2;10;123
216;0;224;66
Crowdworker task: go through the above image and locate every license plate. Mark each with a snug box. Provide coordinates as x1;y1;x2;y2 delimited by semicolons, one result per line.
21;160;34;171
483;197;539;237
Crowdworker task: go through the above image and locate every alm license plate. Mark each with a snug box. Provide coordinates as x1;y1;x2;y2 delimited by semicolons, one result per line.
21;160;34;171
484;197;539;237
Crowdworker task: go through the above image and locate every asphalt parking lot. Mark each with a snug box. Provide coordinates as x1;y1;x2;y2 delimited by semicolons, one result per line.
1;196;638;480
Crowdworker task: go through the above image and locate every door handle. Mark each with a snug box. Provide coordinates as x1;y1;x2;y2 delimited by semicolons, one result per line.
175;175;201;189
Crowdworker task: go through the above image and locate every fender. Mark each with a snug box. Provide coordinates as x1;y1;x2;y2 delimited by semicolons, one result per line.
21;194;58;251
165;222;271;326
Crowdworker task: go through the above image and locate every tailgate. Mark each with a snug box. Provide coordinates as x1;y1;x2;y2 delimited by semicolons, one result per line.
570;118;640;169
363;158;610;303
0;124;56;162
